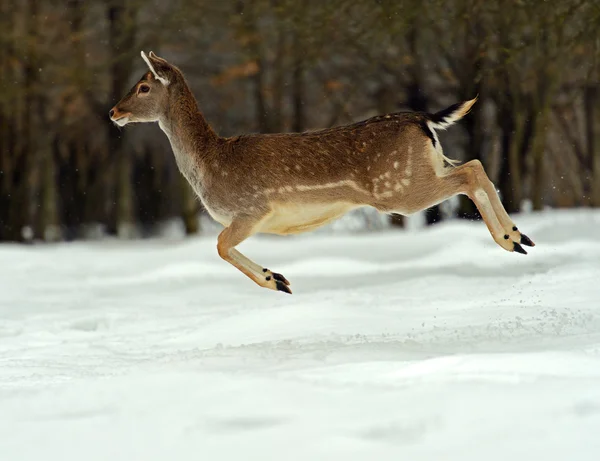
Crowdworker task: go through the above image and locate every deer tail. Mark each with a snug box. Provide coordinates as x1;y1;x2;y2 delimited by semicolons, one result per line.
427;96;478;131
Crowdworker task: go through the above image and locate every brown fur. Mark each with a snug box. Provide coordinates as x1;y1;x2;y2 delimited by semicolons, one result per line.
109;51;535;294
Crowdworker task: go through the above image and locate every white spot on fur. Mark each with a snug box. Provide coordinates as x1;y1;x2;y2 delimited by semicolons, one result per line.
285;186;293;192
394;184;403;192
295;165;302;171
393;161;400;169
401;178;411;186
384;181;391;188
295;180;366;194
384;172;391;179
405;167;412;177
221;171;228;177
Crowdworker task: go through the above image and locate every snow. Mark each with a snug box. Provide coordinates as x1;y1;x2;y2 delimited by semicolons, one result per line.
1;209;600;461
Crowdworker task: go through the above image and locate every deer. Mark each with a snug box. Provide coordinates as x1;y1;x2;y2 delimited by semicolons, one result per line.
109;51;535;294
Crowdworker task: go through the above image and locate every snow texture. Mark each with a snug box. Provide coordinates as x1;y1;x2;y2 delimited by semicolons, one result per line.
1;209;600;460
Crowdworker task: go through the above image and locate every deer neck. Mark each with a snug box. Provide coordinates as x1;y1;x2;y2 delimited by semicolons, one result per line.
158;83;218;182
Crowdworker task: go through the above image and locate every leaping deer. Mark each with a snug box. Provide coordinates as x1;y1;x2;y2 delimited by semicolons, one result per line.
109;51;535;294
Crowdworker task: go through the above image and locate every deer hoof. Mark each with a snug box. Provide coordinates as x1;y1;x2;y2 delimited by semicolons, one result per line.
513;242;527;254
263;268;292;292
520;234;535;247
271;272;290;286
263;268;290;286
275;280;292;294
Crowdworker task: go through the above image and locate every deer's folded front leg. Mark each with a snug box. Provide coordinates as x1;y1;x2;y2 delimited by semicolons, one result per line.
217;215;292;294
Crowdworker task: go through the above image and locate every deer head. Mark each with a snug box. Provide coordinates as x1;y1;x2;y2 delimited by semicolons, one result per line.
109;51;179;126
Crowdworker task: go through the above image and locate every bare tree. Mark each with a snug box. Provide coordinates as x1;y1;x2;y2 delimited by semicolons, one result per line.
107;0;138;238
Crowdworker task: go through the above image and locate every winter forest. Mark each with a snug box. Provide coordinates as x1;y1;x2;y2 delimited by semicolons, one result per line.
1;0;599;241
2;1;600;460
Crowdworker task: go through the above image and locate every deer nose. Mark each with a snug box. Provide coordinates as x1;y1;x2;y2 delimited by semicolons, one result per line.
109;109;115;119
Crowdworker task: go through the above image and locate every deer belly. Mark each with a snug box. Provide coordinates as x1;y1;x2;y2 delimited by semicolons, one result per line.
259;202;356;235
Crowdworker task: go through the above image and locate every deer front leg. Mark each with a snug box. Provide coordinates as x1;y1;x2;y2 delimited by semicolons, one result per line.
217;216;292;294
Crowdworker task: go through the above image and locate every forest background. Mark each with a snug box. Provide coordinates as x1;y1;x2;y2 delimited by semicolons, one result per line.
1;0;599;242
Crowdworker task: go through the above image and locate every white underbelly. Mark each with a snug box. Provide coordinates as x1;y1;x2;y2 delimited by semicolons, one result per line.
259;202;357;235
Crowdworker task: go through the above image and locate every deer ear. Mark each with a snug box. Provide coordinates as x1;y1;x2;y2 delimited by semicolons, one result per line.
140;51;170;86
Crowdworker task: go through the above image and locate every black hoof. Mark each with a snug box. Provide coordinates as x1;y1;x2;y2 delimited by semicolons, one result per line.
520;234;535;247
513;242;527;254
272;272;290;286
263;268;291;287
276;280;292;294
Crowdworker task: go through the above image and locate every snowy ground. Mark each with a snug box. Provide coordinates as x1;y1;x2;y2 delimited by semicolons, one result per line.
1;209;600;461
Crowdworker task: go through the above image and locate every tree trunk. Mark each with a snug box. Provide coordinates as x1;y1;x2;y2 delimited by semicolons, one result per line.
530;107;551;211
38;131;61;241
29;0;61;242
497;105;526;214
236;0;272;133
252;59;271;133
454;5;488;221
181;179;200;235
271;4;286;133
107;0;136;238
291;24;306;133
35;86;61;241
0;0;12;240
6;0;40;242
406;25;441;225
457;83;485;220
584;85;600;207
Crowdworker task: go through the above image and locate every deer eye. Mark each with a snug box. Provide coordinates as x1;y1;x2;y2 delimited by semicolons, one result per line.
139;85;150;94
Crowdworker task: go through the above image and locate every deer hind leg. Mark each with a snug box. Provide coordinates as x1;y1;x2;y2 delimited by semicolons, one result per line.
442;160;532;253
378;159;530;254
217;215;292;294
467;160;535;248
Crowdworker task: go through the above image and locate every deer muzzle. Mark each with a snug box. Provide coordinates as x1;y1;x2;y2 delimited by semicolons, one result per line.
109;107;131;126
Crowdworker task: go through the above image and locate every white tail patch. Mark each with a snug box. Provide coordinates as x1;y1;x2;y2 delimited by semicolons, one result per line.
141;51;170;86
427;121;461;170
